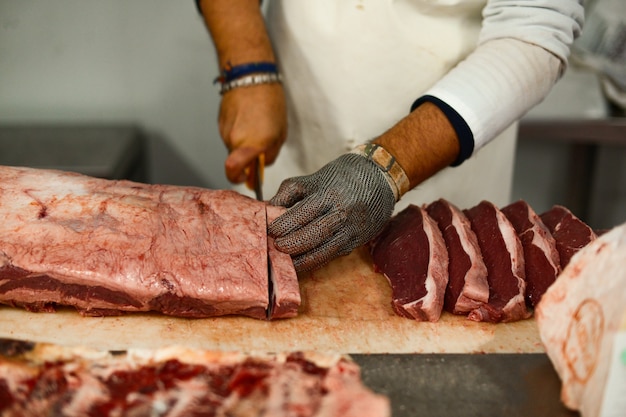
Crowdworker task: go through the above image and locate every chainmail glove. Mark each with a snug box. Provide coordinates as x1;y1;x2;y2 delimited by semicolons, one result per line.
268;144;410;272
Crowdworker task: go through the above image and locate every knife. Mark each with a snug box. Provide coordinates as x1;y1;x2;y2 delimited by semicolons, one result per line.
245;153;265;202
245;154;275;318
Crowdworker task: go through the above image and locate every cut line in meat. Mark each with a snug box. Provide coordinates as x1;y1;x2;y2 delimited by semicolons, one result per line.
501;200;561;308
425;199;489;315
266;205;301;319
0;166;299;320
463;201;530;323
370;205;449;322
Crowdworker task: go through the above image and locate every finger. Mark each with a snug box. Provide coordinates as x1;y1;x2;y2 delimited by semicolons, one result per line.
291;230;353;272
224;146;263;184
268;177;310;208
268;192;333;238
272;209;346;255
263;143;281;167
263;129;286;166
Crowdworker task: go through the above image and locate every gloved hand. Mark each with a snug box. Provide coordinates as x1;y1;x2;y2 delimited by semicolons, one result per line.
268;152;397;272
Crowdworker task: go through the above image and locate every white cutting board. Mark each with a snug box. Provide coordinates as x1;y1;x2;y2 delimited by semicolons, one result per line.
0;247;544;354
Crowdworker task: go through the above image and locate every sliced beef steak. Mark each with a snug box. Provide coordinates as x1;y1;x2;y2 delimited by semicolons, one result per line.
502;200;561;308
425;199;488;314
464;201;530;323
540;205;597;269
0;166;299;319
370;205;448;322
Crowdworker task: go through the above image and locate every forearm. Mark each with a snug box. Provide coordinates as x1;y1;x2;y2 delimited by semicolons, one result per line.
373;102;460;190
198;0;275;68
378;0;583;191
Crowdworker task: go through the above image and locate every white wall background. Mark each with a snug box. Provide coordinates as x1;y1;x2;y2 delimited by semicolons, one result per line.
1;1;624;231
0;0;229;188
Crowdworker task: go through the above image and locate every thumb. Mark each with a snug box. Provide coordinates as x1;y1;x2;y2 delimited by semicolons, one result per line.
225;146;263;184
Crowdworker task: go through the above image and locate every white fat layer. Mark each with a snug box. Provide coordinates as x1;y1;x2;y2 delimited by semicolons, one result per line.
450;207;488;306
452;211;476;266
495;208;528;318
527;212;560;274
421;209;448;320
151;378;215;417
0;362;37;397
502;292;528;316
60;369;109;416
495;209;524;284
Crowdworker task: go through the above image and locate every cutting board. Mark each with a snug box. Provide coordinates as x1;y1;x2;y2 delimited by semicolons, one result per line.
0;247;544;354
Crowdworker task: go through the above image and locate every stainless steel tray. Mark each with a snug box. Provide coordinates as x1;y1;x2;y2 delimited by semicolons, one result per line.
352;353;579;417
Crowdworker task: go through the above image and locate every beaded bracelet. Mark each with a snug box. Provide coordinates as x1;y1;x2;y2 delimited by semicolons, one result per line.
219;72;282;94
214;62;279;84
350;143;410;201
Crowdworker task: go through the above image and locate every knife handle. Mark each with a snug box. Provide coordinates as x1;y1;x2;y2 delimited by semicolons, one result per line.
245;153;265;193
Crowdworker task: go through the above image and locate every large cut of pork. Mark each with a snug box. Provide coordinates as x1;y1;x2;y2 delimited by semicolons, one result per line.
463;201;530;323
370;205;449;322
0;166;299;319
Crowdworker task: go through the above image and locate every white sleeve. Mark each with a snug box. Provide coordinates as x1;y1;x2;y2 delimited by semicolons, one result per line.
419;0;584;161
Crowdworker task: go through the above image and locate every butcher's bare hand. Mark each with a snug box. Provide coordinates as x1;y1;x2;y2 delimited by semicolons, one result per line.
219;83;287;183
268;153;396;272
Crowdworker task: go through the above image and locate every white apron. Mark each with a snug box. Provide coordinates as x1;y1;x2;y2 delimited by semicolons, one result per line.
237;0;518;212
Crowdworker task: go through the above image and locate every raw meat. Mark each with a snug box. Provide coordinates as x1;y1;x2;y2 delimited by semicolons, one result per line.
0;339;390;417
425;199;489;314
536;222;626;417
267;205;301;319
370;205;449;322
463;201;530;323
0;165;298;319
501;200;561;308
540;205;597;269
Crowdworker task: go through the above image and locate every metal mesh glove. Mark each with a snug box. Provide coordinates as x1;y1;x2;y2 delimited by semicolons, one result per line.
268;152;397;272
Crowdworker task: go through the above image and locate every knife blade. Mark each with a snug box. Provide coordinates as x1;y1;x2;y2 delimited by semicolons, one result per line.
245;154;274;318
245;153;265;202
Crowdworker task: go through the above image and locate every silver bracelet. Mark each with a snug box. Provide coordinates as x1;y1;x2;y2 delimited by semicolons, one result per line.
219;72;282;94
350;143;410;201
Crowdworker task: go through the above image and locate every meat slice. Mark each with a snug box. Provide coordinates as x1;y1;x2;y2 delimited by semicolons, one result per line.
463;201;530;323
266;205;301;319
536;222;626;417
0;165;299;319
425;199;489;315
540;205;597;269
370;205;448;322
501;200;561;308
